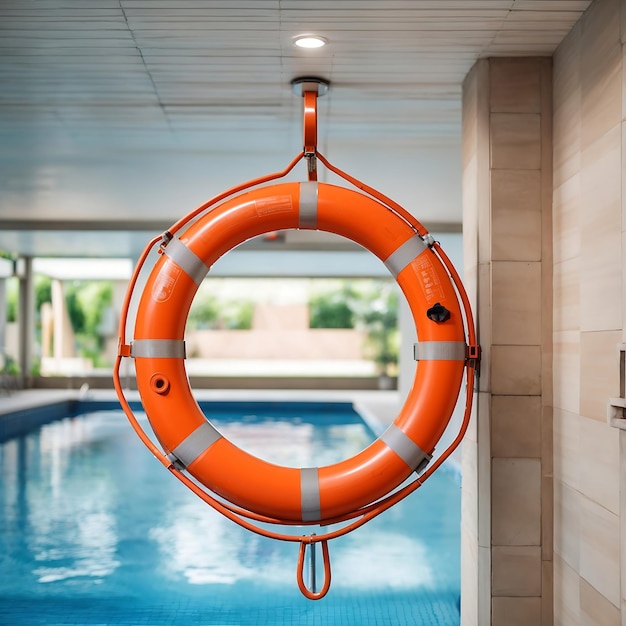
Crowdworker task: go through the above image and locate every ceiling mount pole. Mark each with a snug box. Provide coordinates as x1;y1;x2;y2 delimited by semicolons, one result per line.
291;78;330;182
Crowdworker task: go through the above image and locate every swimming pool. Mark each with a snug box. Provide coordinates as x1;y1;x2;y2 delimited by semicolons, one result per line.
0;402;460;625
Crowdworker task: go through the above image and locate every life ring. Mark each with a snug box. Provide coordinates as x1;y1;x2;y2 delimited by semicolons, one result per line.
131;181;467;523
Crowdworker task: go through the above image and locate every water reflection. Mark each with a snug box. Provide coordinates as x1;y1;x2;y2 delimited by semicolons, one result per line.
1;414;123;586
332;530;434;590
0;407;459;603
33;511;120;583
150;501;292;586
213;419;371;467
149;502;434;591
148;409;435;592
148;415;376;588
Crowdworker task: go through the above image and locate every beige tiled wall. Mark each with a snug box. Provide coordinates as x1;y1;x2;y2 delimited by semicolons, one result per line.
461;58;490;626
461;57;553;625
552;0;625;624
462;3;626;623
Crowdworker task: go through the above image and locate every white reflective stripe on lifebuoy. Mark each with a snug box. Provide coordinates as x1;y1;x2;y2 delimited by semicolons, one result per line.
413;341;467;361
300;467;321;521
131;339;186;359
383;234;428;277
163;237;210;286
298;181;318;229
169;422;222;469
380;424;430;472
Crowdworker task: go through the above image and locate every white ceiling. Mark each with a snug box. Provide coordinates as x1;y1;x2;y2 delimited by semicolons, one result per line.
0;0;591;260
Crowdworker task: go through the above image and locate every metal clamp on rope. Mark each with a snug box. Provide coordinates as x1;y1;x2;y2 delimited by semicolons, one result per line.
159;230;173;253
381;423;432;475
414;450;432;474
166;453;186;472
117;342;132;358
422;233;435;248
466;344;481;372
306;153;317;176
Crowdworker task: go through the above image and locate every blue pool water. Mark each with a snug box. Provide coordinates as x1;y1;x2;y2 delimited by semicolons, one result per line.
0;402;461;626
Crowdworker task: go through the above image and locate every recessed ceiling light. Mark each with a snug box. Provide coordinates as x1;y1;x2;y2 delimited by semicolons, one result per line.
294;36;327;49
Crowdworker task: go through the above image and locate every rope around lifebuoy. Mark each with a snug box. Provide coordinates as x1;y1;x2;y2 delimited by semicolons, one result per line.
114;151;478;599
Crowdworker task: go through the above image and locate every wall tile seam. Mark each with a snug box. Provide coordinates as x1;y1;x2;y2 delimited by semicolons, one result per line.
488;57;544;116
489;166;542;172
489;392;543;398
551;231;582;265
491;259;542;264
551;548;577;571
552;109;581;132
491;541;541;549
578;575;621;612
552;170;582;196
490;343;542;350
491;592;543;599
553;257;581;272
552;402;581;414
491;586;543;599
489;118;543;171
558;483;619;520
552;147;581;166
551;23;583;617
490;452;542;461
551;252;581;266
552;473;579;491
579;327;623;336
555;166;581;188
539;112;547;178
579;121;622;159
488;109;542;116
541;455;554;480
552;162;581;187
577;412;617;425
490;250;543;265
490;539;544;552
491;166;543;176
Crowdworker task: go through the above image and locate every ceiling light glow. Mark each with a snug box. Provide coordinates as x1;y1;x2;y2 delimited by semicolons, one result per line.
294;36;327;49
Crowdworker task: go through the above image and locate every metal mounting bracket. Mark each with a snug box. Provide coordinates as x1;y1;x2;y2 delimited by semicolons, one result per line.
291;78;330;182
608;343;626;429
291;77;330;97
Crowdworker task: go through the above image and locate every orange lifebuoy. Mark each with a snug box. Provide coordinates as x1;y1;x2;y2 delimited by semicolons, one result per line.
131;181;467;523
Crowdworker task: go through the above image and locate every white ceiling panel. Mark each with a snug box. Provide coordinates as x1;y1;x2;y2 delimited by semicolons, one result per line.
0;0;591;258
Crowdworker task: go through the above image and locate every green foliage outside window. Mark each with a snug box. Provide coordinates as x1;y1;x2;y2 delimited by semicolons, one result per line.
64;281;112;337
309;288;356;329
188;292;253;330
6;277;17;323
64;281;113;366
3;274;115;369
308;279;399;375
4;275;52;323
3;272;400;376
361;286;399;376
34;275;52;311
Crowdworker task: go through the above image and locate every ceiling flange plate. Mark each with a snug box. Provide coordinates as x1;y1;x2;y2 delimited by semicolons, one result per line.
291;77;330;97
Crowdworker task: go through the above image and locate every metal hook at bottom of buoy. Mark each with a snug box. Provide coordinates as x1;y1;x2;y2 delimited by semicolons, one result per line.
296;537;331;600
